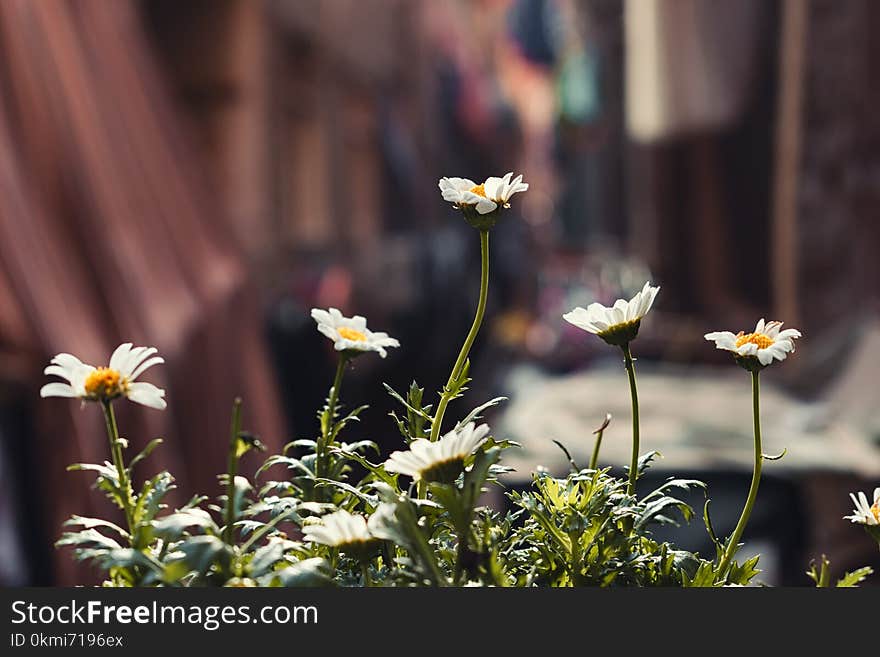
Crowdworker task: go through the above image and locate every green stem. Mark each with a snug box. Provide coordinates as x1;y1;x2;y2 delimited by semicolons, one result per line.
589;428;605;471
717;370;763;579
316;356;347;496
621;344;640;497
100;400;134;539
422;230;489;498
223;398;243;547
361;561;373;587
430;230;490;443
322;357;347;438
429;229;490;442
453;532;470;585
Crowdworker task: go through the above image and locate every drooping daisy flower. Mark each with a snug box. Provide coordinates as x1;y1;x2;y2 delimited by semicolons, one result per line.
844;488;880;527
40;343;166;409
311;308;400;359
384;422;489;484
301;508;387;555
438;172;528;230
562;282;660;347
705;319;802;370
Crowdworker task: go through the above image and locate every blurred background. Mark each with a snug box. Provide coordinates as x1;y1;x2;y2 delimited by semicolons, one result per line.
1;0;879;586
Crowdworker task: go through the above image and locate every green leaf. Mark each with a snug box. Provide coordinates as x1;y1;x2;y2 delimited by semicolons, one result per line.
67;461;118;480
329;405;370;441
239;508;303;554
462;447;502;514
328;448;397;486
127;438;163;473
642;477;706;502
248;541;286;577
456;397;507;428
166;535;231;579
152;508;218;542
339;440;380;455
702;498;722;557
375;497;447;586
727;554;761;586
132;471;176;526
635;451;662;476
682;560;718;588
95;548;163;574
551;440;579;473
384;383;432;421
806;555;831;587
56;529;122;552
256;455;314;479
635;495;693;530
282;439;317;455
313;478;379;507
836;566;873;587
62;515;129;540
269;558;333;587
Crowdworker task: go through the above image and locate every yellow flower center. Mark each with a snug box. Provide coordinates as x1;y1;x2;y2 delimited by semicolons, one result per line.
338;327;367;342
84;367;125;399
734;332;775;350
469;183;487;198
871;500;880;523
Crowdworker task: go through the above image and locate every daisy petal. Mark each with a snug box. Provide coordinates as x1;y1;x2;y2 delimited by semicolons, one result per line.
127;382;167;410
40;382;78;398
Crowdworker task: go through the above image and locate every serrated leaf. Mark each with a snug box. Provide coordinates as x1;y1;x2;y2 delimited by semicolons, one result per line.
248;541;286;577
456;397;508;429
133;471;176;526
56;529;122;551
384;383;432;421
95;548;162;573
127;438;163;473
283;439;317;455
269;558;333;587
62;516;129;540
328;448;397;486
836;566;873;587
152;508;218;542
166;535;231;578
256;455;314;479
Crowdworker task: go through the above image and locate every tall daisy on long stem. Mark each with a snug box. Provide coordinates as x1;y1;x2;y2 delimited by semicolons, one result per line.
432;172;527;499
41;343;167;534
433;173;527;441
705;318;801;578
563;282;659;496
311;308;399;497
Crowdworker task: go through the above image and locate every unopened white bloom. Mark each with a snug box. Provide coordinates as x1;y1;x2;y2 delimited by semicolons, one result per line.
563;282;660;346
384;422;490;483
705;318;802;369
40;343;166;409
844;488;880;526
311;308;400;358
301;508;389;550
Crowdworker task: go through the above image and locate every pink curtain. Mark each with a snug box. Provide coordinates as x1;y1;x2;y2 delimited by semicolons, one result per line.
0;0;285;584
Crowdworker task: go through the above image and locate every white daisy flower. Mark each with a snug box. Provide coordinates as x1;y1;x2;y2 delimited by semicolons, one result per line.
384;422;490;483
844;488;880;526
311;308;400;359
40;343;166;409
562;282;660;346
705;318;802;370
438;172;528;229
301;508;388;553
